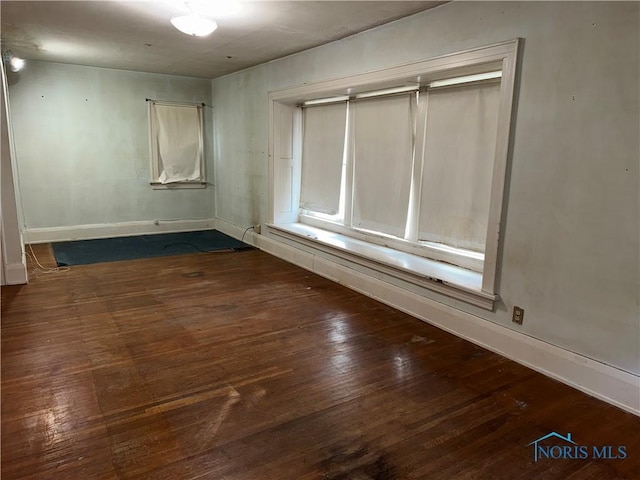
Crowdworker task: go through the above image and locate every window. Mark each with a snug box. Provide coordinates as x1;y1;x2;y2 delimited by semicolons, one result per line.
148;100;205;188
298;75;501;271
268;40;520;309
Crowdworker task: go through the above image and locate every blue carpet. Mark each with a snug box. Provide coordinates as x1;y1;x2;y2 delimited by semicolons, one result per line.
51;230;251;266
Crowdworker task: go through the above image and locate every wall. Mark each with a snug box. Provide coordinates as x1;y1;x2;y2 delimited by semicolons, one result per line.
8;61;215;239
212;1;640;379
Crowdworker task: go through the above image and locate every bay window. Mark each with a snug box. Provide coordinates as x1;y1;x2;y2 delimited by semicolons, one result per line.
268;40;521;310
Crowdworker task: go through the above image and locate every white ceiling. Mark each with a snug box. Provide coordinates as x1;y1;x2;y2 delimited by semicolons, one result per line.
1;1;445;79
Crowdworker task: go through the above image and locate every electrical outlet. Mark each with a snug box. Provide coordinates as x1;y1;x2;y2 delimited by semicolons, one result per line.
254;224;261;234
512;306;524;325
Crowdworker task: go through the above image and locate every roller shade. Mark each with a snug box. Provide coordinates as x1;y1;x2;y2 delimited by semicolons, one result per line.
351;94;414;237
418;81;501;251
151;103;204;184
300;102;347;215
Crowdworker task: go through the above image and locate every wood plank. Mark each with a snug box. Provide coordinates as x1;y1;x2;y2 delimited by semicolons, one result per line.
2;246;638;479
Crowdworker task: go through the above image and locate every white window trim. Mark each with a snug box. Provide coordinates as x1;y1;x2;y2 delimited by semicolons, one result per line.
149;182;207;190
299;212;484;273
266;223;496;310
148;99;206;188
268;39;521;310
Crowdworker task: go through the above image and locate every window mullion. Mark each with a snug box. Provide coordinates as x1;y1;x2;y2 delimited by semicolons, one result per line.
342;101;355;227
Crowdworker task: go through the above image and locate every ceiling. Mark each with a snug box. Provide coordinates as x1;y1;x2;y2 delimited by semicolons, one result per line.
0;1;445;79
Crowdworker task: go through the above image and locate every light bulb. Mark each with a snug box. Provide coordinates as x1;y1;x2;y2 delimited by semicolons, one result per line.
9;57;25;72
171;14;218;37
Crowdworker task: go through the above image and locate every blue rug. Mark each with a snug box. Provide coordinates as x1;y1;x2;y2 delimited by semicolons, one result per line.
51;230;251;266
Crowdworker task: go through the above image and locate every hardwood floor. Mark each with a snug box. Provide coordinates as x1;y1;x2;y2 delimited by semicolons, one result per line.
2;244;639;479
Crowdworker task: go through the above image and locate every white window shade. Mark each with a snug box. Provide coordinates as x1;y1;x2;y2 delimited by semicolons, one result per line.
418;81;501;251
352;94;414;238
150;102;204;184
300;102;347;215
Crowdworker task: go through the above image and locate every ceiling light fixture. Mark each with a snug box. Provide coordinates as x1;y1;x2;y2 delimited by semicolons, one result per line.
171;13;218;37
2;50;25;72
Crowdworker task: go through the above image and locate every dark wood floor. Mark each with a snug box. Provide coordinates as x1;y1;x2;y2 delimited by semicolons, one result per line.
2;245;639;480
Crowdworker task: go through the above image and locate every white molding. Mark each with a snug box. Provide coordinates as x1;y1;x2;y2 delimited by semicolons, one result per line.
269;38;520;105
150;182;207;190
214;217;259;245
300;213;484;273
482;40;521;294
269;39;519;104
3;260;27;285
266;223;495;311
219;225;639;416
23;218;217;244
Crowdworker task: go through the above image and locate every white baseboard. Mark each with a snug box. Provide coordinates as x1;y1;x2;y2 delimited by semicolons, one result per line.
23;218;217;244
214;217;639;416
214;218;261;246
2;259;27;285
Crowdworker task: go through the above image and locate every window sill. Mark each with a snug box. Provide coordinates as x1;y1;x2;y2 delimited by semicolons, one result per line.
299;213;484;273
150;182;207;190
265;223;497;310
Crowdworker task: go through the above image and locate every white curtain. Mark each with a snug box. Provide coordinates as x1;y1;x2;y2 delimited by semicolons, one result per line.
300;102;347;215
152;103;203;183
352;94;414;238
418;81;501;251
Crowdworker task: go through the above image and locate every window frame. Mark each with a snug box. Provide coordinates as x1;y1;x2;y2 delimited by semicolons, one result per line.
268;39;521;308
148;99;206;189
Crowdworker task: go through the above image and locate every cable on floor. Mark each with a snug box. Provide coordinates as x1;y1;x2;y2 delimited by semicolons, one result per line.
25;244;70;274
241;226;255;243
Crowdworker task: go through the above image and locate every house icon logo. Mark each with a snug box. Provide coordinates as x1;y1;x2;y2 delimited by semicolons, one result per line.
527;432;577;462
527;432;627;462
